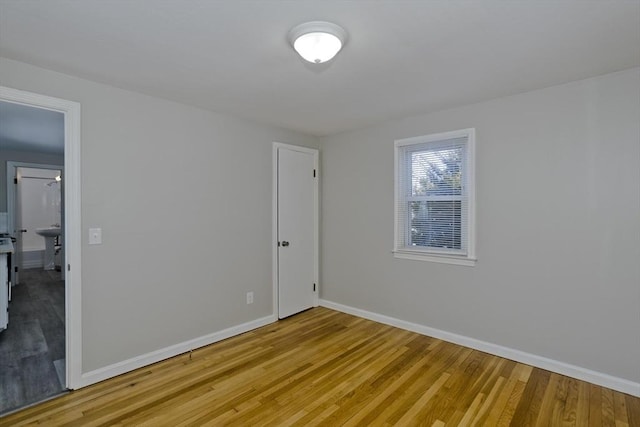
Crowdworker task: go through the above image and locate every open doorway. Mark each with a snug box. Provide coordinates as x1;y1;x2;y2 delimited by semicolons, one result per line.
0;87;82;414
1;106;66;413
7;164;64;285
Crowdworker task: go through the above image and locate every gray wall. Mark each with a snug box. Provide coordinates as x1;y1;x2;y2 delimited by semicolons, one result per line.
319;68;640;383
0;57;318;372
0;149;64;212
2;55;638;385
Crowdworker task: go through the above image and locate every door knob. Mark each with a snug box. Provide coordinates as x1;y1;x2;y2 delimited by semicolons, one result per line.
281;241;290;247
19;229;27;233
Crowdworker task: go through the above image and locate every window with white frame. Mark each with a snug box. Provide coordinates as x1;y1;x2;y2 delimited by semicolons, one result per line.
394;128;476;266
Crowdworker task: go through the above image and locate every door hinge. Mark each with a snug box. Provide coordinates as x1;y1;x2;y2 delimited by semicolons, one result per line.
313;283;316;292
313;169;316;178
14;177;17;184
14;266;18;273
68;264;71;271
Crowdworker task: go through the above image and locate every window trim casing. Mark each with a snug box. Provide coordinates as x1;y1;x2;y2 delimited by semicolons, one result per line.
393;128;476;266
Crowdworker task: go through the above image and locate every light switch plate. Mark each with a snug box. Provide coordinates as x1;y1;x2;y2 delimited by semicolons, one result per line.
89;228;102;245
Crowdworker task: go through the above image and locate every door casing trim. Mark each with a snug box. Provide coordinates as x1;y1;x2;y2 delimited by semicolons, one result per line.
0;85;82;390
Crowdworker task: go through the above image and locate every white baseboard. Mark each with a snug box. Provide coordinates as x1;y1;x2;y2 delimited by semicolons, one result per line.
77;314;277;389
319;299;640;397
21;249;43;269
22;261;43;269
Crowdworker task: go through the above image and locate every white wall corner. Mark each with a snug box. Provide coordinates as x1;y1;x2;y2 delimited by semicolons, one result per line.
319;299;640;397
77;314;277;389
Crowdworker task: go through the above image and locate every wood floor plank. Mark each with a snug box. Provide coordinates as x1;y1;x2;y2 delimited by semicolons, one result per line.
614;390;630;426
414;349;496;425
496;378;528;426
356;344;472;425
602;387;617;427
337;342;443;426
1;307;638;426
483;370;520;425
534;373;561;427
394;371;451;425
626;392;640;427
447;353;507;425
589;384;603;426
511;367;552;426
469;373;506;425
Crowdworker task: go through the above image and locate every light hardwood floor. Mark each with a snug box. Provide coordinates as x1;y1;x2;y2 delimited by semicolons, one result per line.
2;307;638;426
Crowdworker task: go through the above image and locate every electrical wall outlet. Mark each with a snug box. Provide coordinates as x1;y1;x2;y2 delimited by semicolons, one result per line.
89;227;102;245
246;292;254;304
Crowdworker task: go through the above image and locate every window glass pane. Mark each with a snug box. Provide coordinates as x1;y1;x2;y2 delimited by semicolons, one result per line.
411;147;463;196
409;200;461;249
395;129;474;261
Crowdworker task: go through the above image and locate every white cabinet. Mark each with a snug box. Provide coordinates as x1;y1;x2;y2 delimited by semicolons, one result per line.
0;238;14;331
0;253;8;331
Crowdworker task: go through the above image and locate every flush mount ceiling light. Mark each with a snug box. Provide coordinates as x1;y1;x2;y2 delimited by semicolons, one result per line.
288;21;347;64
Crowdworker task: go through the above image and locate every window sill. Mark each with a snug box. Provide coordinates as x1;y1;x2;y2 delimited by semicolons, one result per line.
392;250;477;266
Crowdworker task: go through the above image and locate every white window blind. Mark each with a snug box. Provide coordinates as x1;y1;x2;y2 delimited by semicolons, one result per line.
394;129;476;265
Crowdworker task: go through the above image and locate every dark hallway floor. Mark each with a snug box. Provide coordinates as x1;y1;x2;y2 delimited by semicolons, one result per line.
0;269;66;415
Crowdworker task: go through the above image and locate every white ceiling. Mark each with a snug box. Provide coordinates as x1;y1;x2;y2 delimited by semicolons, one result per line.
0;0;638;137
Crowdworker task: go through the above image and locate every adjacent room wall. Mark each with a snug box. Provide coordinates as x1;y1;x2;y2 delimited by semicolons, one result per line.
18;167;61;247
0;149;64;212
0;57;318;373
319;68;640;384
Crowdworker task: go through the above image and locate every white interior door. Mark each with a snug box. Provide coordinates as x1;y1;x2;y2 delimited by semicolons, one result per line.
277;145;317;319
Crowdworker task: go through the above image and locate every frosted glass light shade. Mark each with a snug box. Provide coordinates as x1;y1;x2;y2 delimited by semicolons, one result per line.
289;21;347;64
293;32;342;63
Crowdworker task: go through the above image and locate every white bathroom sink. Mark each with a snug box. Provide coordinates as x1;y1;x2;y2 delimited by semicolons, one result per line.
35;227;61;237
